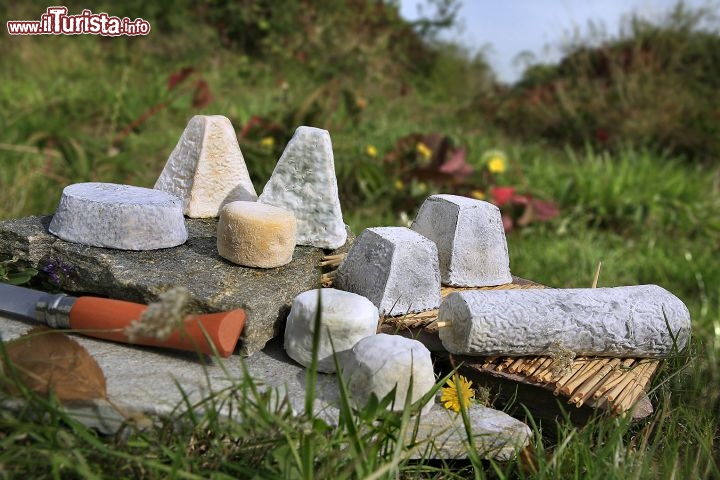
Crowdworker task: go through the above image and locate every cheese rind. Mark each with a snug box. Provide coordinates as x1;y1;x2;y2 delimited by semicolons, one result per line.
48;182;187;250
217;201;296;268
438;285;692;357
334;227;441;316
258;126;346;249
283;288;379;373
411;194;511;287
154;115;257;218
340;334;435;414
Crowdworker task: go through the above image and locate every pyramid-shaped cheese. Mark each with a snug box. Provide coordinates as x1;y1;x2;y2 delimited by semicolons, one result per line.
154;115;257;218
258;126;346;249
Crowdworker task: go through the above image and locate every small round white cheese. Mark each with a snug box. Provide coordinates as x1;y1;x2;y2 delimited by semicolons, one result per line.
217;201;297;268
284;288;379;373
340;333;435;414
48;182;187;250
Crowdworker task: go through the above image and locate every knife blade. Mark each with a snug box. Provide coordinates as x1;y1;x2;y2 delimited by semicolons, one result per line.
0;283;245;357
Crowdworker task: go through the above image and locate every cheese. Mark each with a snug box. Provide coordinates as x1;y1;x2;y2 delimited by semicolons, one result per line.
258;126;346;249
154;115;257;218
333;227;441;316
411;194;512;287
48;182;187;250
283;288;379;373
216;201;296;268
339;334;435;414
437;285;692;357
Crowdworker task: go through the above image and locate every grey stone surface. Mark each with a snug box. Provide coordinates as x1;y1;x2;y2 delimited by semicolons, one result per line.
411;194;512;287
154;115;258;218
334;227;441;316
258;126;347;249
284;288;378;373
340;333;436;415
49;183;187;250
0;316;531;460
438;285;691;357
0;216;354;355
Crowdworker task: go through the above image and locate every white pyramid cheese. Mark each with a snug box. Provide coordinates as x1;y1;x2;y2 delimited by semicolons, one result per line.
48;182;187;250
154;115;257;218
258;126;346;249
217;201;297;268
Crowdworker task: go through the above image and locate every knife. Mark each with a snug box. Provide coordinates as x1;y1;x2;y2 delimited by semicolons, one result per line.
0;283;245;357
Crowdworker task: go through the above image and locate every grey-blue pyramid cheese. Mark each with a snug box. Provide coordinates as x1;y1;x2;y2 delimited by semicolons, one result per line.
258;126;346;249
334;227;441;316
284;288;379;373
154;115;257;218
340;334;435;415
438;285;691;357
48;183;187;250
412;194;512;287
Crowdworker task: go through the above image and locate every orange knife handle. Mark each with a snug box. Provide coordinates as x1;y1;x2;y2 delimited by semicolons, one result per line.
68;297;246;357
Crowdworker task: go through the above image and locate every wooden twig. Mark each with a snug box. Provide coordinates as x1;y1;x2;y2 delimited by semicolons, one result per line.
591;261;602;289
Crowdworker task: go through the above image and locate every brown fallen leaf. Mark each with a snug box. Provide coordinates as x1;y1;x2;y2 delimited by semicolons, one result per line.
1;326;107;402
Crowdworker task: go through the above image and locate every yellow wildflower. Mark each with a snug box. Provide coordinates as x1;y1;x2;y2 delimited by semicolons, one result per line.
356;97;367;110
440;374;475;413
366;144;378;158
487;156;506;174
394;179;404;191
416;142;432;161
260;136;275;149
470;190;486;200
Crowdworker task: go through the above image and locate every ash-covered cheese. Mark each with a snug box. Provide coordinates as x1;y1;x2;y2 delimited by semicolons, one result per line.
258;126;346;249
334;227;441;316
283;288;379;373
438;285;692;357
48;182;187;250
411;194;511;287
217;201;296;268
340;334;435;414
154;115;257;218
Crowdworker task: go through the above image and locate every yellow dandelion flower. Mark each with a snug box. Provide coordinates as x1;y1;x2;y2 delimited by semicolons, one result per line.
416;142;432;161
487;156;506;174
366;144;378;158
470;190;486;200
260;136;275;149
394;179;404;191
440;374;475;413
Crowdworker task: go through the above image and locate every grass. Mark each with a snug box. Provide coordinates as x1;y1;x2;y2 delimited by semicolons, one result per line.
1;1;719;477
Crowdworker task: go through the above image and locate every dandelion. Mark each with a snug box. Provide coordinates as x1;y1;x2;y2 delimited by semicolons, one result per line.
483;150;507;174
416;142;432;161
394;179;404;191
260;136;275;149
440;374;475;413
366;144;378;158
470;190;486;200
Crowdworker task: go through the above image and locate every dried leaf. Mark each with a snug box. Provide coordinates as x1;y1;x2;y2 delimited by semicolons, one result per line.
167;66;195;91
192;80;213;109
1;327;107;402
438;147;473;180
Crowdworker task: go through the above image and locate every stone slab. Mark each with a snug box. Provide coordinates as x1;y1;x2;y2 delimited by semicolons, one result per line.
0;314;531;460
0;216;353;355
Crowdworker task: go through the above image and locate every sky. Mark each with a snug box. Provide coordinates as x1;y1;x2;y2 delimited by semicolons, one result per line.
400;0;715;83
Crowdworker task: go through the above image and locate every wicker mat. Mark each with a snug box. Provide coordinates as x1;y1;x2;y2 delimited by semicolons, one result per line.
320;255;660;416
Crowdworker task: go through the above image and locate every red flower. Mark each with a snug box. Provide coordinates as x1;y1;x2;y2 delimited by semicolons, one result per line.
490;186;516;207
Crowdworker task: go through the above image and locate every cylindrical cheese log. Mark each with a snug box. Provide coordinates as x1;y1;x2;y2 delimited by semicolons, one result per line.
48;183;187;250
340;334;436;415
438;285;691;357
284;288;379;373
217;201;297;268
